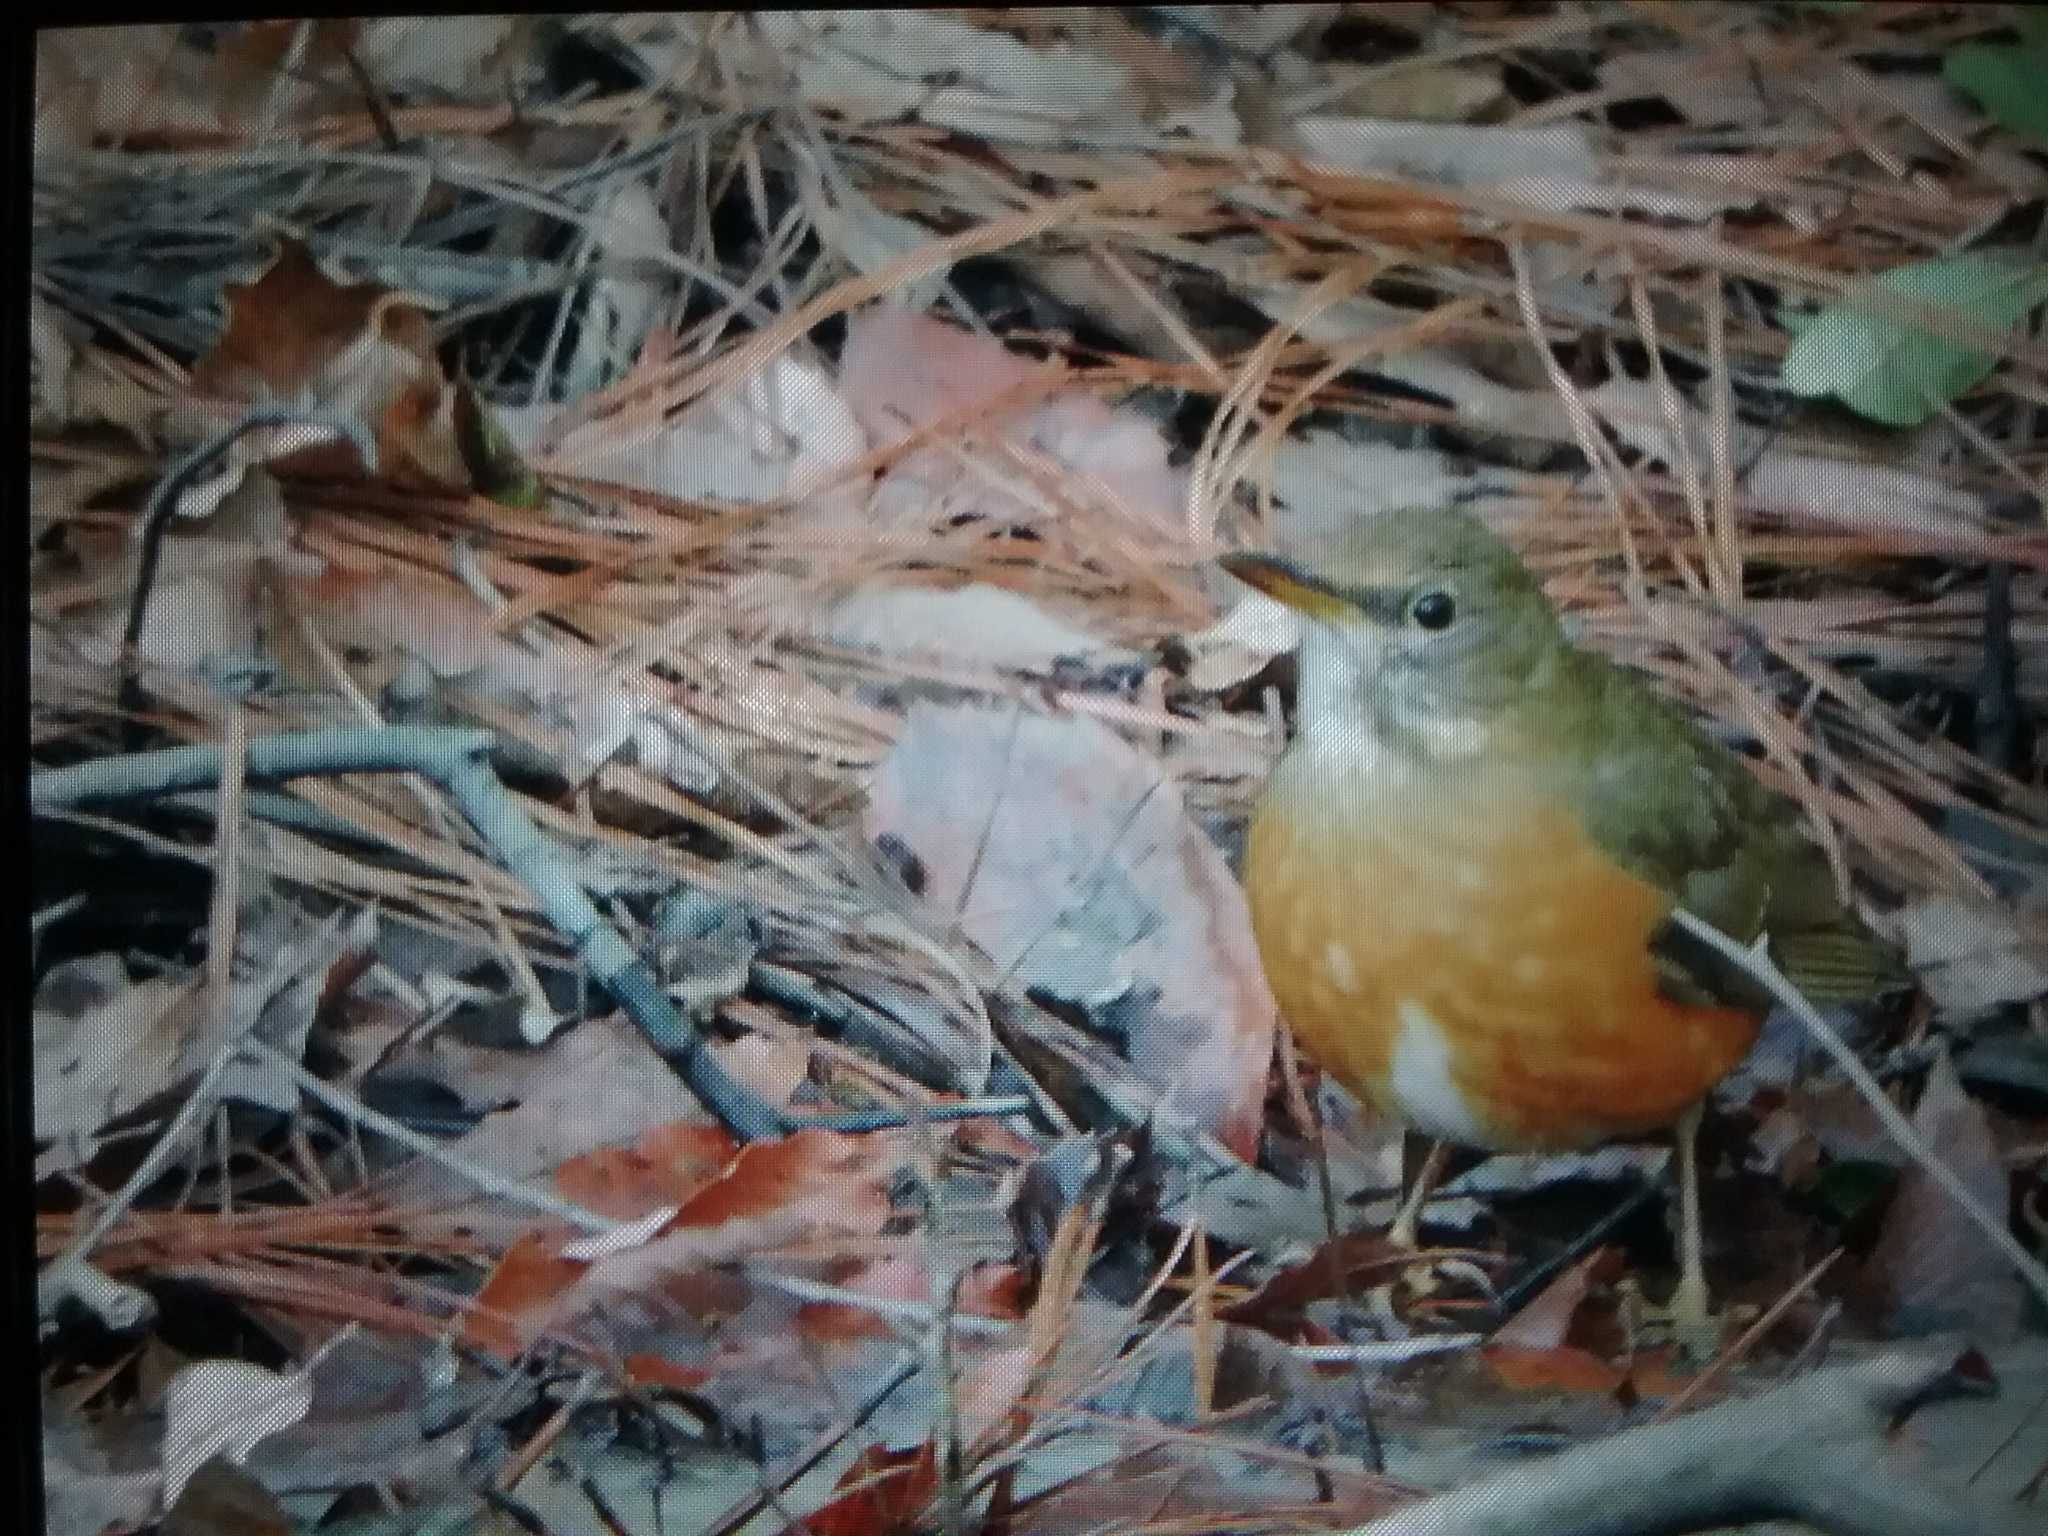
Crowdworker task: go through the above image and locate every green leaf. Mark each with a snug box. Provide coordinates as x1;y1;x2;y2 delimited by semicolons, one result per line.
453;380;545;510
1779;253;2048;427
1944;39;2048;141
1810;1159;1897;1227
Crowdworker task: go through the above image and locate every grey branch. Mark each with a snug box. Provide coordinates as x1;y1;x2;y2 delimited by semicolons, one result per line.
1342;1348;2028;1536
34;725;790;1142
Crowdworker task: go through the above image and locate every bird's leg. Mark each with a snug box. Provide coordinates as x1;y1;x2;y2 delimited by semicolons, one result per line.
1381;1137;1455;1304
1388;1137;1451;1250
1650;1102;1722;1359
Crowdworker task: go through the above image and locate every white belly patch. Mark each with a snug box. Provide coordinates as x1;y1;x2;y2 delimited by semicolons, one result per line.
1386;999;1490;1144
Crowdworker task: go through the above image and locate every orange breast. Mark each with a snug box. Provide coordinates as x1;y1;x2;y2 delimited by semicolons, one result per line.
1244;768;1759;1152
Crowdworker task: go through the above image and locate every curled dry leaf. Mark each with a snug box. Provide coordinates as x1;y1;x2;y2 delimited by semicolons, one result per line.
34;903;358;1178
34;959;203;1177
188;238;465;488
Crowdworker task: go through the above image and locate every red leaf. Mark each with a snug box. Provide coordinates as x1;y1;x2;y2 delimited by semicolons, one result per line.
799;1441;940;1536
464;1229;585;1358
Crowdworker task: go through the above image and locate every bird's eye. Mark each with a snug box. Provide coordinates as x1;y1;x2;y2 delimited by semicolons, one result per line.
1409;589;1456;631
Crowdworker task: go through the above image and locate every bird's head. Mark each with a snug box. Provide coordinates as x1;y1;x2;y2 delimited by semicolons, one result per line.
1220;507;1570;755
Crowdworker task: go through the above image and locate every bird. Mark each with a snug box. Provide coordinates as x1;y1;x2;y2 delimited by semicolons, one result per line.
1221;506;1904;1353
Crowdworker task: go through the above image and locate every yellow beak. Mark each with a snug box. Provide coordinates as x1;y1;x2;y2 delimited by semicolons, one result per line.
1217;552;1355;623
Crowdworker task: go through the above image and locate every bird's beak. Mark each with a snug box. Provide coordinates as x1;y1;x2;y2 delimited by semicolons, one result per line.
1217;552;1355;623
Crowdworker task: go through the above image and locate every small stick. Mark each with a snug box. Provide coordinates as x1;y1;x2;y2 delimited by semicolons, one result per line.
119;407;377;742
1670;908;2048;1313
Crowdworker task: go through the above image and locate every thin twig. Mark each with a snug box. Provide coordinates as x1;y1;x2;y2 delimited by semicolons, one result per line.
1671;908;2048;1313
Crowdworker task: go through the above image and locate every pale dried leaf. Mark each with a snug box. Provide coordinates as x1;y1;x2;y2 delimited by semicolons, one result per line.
536;352;868;519
866;703;1278;1156
1588;377;1988;537
1261;436;1478;549
1178;589;1300;692
759;12;1132;146
1886;895;2048;1017
34;961;197;1170
843;306;1186;534
1296;116;1755;218
351;16;526;98
820;583;1130;669
161;1358;315;1510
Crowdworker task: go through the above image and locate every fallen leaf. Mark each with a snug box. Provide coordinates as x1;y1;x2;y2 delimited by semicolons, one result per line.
519;350;868;520
1223;1230;1413;1333
350;15;527;99
553;1122;742;1220
1492;1249;1611;1352
756;12;1132;146
35;903;359;1177
1944;19;2048;143
865;703;1279;1156
1780;253;2048;428
1862;1049;2023;1341
161;1359;315;1509
34;960;201;1172
559;1130;909;1326
37;24;345;150
382;1013;721;1237
464;1228;586;1357
1884;894;2048;1017
801;1440;939;1536
842;306;1186;535
190;238;464;486
818;582;1132;669
1481;1342;1632;1394
303;561;722;792
1588;375;1986;538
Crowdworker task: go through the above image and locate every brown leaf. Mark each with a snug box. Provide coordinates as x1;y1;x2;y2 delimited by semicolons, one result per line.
800;1441;939;1536
1491;1248;1611;1352
1481;1342;1630;1393
190;239;460;486
464;1228;585;1357
621;1352;713;1393
1861;1049;2023;1341
1480;1341;1687;1399
381;1014;718;1239
1222;1230;1412;1333
553;1122;741;1219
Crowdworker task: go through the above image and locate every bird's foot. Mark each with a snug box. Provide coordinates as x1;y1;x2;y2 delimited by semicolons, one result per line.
1631;1273;1756;1364
1386;1209;1442;1298
1376;1224;1507;1322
